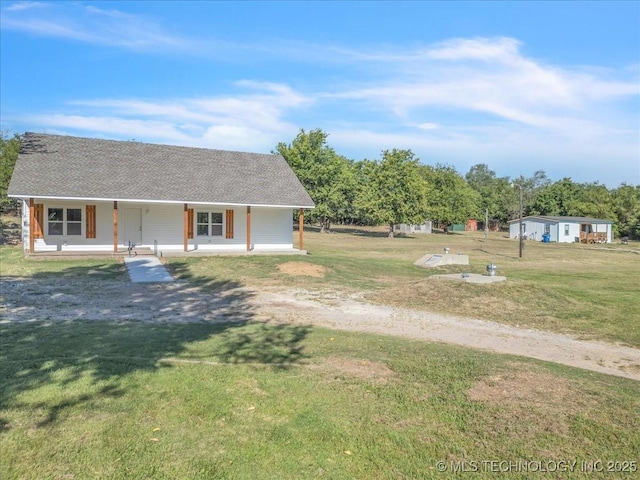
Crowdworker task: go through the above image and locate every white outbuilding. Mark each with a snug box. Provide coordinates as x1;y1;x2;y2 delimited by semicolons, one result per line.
508;216;613;243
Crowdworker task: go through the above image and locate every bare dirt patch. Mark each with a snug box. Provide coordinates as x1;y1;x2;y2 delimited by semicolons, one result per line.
468;364;575;406
310;356;397;384
277;261;326;277
467;363;596;437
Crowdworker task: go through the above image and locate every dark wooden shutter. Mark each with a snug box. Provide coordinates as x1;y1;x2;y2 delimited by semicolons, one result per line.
33;204;44;239
187;208;194;239
225;209;234;239
86;205;96;238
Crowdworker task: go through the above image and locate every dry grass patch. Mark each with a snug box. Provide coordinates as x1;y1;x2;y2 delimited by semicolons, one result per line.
310;356;397;384
467;363;596;438
277;261;327;277
374;279;563;329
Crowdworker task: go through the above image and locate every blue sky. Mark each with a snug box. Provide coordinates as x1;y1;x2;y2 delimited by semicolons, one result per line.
1;1;639;187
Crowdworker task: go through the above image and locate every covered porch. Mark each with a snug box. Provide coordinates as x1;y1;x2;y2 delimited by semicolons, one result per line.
22;198;308;256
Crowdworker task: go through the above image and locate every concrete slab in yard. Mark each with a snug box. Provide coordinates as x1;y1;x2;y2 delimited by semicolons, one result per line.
430;273;506;284
414;253;469;268
124;257;174;283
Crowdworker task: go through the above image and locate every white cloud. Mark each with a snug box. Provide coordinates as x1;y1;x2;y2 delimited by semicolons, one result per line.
4;2;48;12
22;81;311;153
1;1;194;52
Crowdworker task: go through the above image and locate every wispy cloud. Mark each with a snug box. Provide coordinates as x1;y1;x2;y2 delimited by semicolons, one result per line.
1;1;194;52
22;82;312;151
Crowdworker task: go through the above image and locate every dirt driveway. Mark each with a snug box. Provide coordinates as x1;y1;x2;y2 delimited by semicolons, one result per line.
2;276;639;381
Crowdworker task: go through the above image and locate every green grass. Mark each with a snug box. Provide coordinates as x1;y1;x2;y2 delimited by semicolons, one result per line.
1;321;639;479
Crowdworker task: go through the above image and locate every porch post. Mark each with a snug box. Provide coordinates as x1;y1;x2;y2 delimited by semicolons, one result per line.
29;198;35;253
299;208;304;250
113;201;118;253
183;203;188;252
246;206;252;251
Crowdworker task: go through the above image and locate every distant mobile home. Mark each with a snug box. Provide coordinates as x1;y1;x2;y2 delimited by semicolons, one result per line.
8;133;315;254
508;216;613;243
393;221;432;234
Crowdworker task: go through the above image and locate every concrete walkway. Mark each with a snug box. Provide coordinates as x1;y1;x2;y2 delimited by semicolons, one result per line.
124;257;174;283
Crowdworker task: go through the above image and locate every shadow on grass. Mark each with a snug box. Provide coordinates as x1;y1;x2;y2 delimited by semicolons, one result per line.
0;261;311;428
0;218;21;246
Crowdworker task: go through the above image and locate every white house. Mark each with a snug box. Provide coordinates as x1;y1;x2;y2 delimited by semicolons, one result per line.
8;133;315;255
508;216;613;244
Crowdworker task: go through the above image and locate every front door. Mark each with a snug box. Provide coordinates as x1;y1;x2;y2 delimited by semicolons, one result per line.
123;208;142;246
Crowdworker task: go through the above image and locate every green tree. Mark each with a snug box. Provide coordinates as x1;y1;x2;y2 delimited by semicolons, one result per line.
612;184;640;239
573;182;616;221
275;129;355;232
528;177;582;216
0;131;22;214
421;164;480;229
355;149;430;237
465;163;513;224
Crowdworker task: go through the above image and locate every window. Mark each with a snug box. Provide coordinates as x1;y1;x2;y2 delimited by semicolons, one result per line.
48;208;63;235
196;212;223;236
47;207;82;236
544;224;550;234
564;224;570;236
67;209;82;235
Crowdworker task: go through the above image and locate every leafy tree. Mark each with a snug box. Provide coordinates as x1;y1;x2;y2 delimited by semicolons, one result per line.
612;184;640;239
465;163;513;224
355;149;430;237
573;182;616;221
275;129;355;232
421;164;480;229
528;177;582;216
0;131;22;214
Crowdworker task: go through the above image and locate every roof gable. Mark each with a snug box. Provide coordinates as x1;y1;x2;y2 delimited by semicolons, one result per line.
8;133;315;208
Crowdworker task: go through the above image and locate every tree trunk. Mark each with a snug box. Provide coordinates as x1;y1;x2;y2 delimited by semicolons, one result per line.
320;217;331;233
388;224;394;238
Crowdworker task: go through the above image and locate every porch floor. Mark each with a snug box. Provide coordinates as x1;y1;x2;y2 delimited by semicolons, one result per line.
26;248;307;259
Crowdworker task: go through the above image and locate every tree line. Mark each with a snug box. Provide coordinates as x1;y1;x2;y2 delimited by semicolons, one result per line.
276;129;640;239
1;130;639;239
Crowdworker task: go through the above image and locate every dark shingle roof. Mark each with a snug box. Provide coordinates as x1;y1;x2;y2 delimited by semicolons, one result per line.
8;133;315;208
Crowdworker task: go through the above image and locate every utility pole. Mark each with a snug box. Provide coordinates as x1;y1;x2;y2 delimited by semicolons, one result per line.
518;183;523;258
484;208;488;241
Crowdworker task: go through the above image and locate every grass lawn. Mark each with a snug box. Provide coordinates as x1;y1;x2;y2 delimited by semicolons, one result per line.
1;321;639;479
1;225;639;478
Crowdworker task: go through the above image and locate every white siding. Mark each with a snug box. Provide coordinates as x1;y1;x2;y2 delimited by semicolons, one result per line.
186;206;246;252
20;199;29;250
251;207;293;250
20;199;296;252
509;220;613;243
25;199;114;251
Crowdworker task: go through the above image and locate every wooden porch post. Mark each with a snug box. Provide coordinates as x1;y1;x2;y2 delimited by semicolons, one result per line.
113;201;118;253
29;198;35;253
183;204;188;252
299;208;304;250
246;206;252;251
